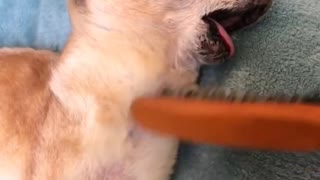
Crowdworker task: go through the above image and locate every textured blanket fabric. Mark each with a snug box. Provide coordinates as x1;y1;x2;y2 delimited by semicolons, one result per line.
0;0;319;179
0;0;70;51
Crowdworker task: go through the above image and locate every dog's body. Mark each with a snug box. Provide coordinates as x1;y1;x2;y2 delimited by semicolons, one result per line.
0;40;180;180
0;0;272;179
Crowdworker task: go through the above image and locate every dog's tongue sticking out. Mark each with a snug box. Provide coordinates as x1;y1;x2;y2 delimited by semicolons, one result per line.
213;20;235;57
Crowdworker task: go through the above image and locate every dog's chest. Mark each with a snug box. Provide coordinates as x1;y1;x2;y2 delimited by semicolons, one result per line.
80;162;135;180
47;120;156;180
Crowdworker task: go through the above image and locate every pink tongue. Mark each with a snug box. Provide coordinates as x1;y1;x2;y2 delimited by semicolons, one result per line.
213;20;235;57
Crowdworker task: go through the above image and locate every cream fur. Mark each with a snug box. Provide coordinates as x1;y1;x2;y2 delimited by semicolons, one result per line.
0;0;263;179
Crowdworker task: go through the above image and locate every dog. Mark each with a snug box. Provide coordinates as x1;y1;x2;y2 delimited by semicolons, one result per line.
0;0;272;179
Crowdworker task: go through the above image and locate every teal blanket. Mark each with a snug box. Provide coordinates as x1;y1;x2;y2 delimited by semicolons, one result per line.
0;0;70;50
0;0;319;179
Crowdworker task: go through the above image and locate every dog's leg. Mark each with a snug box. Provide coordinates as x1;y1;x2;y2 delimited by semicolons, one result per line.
129;128;179;180
127;70;198;180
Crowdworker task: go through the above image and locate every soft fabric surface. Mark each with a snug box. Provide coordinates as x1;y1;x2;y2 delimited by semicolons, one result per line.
0;0;320;179
0;0;70;51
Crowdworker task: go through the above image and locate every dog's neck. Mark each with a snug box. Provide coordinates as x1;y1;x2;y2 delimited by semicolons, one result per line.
49;27;172;115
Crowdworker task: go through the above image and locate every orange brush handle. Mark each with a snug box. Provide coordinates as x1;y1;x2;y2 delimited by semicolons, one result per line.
131;97;320;152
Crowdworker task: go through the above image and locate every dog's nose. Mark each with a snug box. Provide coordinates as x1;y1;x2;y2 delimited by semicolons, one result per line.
243;0;273;25
253;0;273;10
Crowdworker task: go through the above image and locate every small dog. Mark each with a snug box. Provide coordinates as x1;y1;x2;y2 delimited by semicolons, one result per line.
0;0;272;179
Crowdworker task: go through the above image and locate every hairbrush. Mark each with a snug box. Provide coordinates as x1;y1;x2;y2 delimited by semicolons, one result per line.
131;86;320;152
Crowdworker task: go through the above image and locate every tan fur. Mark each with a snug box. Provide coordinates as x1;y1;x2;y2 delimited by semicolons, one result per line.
0;0;263;179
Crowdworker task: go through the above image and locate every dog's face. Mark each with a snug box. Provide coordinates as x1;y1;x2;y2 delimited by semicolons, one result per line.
69;0;272;68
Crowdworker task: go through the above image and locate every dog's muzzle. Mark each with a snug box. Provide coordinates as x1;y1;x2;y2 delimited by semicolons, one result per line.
198;0;273;65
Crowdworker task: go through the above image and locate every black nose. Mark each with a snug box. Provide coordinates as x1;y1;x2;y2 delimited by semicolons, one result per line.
242;0;273;25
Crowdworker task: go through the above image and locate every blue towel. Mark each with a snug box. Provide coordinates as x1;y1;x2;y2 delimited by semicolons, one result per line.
0;0;319;179
0;0;70;51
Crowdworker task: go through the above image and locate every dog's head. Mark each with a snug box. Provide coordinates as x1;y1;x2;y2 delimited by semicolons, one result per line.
68;0;272;68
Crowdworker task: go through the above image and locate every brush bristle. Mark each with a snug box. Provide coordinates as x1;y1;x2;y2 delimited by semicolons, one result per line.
162;86;320;104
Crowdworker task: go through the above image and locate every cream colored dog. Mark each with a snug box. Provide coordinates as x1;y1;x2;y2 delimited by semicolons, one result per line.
0;0;272;179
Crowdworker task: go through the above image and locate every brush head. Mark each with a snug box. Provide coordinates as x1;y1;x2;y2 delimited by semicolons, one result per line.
131;86;320;152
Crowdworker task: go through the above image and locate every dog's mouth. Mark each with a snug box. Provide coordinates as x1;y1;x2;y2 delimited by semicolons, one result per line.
199;0;272;64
